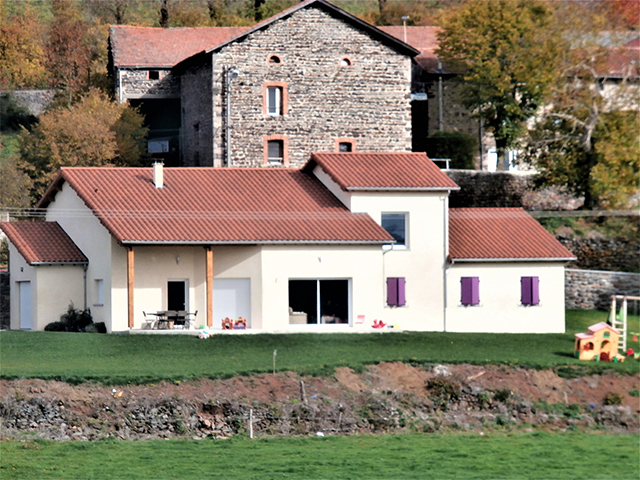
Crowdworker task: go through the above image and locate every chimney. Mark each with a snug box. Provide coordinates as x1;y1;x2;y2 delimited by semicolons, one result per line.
153;161;164;189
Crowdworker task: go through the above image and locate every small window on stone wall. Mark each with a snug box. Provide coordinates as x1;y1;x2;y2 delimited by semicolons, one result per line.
268;55;282;64
340;58;352;67
148;70;160;80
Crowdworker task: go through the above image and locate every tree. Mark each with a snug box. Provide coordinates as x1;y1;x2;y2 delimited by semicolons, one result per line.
0;0;47;88
523;2;639;209
46;0;93;103
436;0;561;168
19;89;148;202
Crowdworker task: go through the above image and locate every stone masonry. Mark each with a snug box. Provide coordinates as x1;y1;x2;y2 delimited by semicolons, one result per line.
181;7;413;168
565;269;640;310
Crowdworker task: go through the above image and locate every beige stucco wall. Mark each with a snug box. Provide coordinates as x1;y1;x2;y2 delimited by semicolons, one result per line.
260;245;384;331
46;182;114;329
8;243;84;331
350;191;449;332
445;262;566;333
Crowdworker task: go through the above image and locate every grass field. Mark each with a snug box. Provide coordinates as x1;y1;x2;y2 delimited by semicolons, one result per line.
1;310;638;384
1;432;638;480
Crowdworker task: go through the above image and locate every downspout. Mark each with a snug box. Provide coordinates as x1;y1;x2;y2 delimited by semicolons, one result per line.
118;69;123;103
83;264;88;311
437;59;443;131
443;195;449;332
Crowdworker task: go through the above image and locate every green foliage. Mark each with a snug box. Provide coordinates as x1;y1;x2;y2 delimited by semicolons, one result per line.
492;388;511;403
0;136;32;209
528;111;640;209
628;390;639;398
18;88;148;202
426;377;460;402
425;131;477;169
1;433;638;479
436;0;560;159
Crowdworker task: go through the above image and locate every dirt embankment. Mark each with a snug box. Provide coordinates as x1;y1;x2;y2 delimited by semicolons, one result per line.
1;363;638;441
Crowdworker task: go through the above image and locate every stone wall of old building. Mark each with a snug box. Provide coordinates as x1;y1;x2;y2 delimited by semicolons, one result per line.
184;7;413;168
118;69;179;100
181;62;215;166
565;269;640;310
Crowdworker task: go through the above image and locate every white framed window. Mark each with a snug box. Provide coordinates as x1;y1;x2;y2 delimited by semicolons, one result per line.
267;140;284;164
338;142;353;152
267;86;283;116
381;213;408;248
94;279;104;306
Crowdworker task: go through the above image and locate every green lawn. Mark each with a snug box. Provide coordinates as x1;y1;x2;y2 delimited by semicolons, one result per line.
1;432;637;479
1;310;638;384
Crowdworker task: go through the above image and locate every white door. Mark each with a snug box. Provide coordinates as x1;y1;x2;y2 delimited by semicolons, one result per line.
19;281;32;330
213;278;251;328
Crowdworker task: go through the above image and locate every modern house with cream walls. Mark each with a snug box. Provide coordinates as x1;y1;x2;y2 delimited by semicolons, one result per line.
0;153;574;333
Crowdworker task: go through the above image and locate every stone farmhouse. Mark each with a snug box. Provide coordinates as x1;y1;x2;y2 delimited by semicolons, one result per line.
109;0;421;168
0;153;575;333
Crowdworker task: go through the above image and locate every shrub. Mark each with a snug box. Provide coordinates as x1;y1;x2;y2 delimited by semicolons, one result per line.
425;131;478;170
603;392;624;406
44;303;104;333
426;376;461;402
493;388;512;403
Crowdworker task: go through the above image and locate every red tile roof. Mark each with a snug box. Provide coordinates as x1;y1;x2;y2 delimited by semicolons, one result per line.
0;221;88;265
109;26;250;67
37;167;393;245
306;152;459;192
449;208;575;261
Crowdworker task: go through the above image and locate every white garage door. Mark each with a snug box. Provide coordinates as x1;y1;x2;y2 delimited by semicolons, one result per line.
213;278;251;328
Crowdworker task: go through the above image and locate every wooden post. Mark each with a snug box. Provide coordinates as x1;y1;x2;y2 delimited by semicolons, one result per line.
206;247;213;327
127;247;134;328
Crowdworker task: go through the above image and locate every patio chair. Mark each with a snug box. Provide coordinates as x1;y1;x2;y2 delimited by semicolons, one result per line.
142;311;155;330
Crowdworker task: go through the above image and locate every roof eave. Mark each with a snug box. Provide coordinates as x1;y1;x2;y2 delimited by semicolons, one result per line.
121;239;392;246
30;261;88;266
347;186;460;192
202;0;420;59
449;257;576;263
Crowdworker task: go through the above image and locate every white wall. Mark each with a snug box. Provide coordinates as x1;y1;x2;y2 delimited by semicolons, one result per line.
46;182;114;328
8;243;84;331
350;191;449;331
445;262;566;333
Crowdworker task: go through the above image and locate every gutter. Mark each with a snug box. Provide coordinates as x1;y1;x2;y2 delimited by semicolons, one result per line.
346;186;460;192
449;257;576;263
121;240;393;246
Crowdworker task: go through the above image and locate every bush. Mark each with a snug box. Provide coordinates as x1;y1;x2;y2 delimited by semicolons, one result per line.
603;392;624;406
44;303;104;333
425;131;478;170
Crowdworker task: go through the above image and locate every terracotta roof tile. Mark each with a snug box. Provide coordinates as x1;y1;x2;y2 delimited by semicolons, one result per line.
0;221;88;265
110;26;250;67
307;152;459;191
449;208;575;261
39;167;393;245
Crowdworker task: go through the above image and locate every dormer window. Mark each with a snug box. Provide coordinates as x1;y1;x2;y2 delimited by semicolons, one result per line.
268;55;282;64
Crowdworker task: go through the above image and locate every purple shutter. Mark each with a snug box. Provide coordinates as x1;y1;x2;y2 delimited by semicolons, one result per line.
461;277;479;306
387;278;398;306
470;277;479;305
397;277;406;306
531;276;540;305
521;277;532;305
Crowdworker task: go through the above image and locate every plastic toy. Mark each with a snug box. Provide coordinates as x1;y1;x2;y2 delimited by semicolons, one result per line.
372;320;386;329
233;318;247;329
574;322;625;362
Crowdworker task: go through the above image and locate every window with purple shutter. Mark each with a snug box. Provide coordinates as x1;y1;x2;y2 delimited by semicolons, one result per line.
387;277;406;307
461;277;479;306
521;276;540;305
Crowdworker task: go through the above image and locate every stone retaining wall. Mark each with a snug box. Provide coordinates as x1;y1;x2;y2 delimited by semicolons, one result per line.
565;269;640;310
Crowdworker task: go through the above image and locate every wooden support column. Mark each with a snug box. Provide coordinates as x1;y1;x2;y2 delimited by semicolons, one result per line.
127;247;134;329
206;246;213;327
